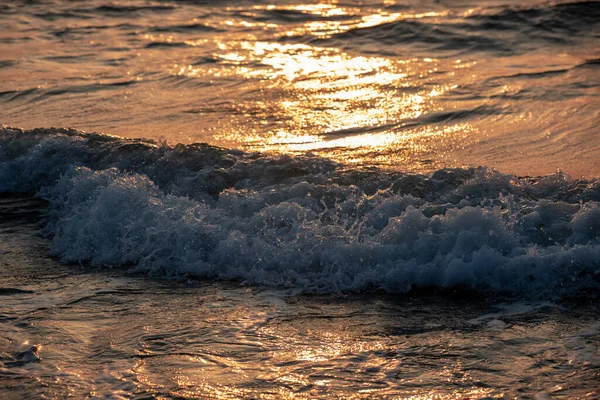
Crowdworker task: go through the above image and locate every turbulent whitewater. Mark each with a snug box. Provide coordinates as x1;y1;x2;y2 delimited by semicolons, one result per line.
1;127;598;297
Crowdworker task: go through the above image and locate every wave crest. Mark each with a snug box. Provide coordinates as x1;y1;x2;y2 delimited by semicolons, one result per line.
1;127;599;296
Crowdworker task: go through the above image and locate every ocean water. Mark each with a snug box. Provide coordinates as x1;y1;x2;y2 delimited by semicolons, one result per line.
1;0;599;398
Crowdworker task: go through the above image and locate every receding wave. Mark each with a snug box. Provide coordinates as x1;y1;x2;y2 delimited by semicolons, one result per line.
1;127;599;297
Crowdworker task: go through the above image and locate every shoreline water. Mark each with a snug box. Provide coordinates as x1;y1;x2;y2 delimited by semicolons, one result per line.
2;126;599;297
2;0;600;396
3;1;599;177
1;192;599;398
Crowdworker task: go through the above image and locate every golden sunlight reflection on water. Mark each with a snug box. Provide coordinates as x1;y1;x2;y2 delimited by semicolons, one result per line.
174;36;465;168
130;301;504;400
1;245;597;399
160;2;475;170
3;0;598;176
129;308;504;400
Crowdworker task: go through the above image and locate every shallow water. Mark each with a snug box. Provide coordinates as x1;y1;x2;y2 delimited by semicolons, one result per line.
1;0;599;176
1;0;600;398
0;196;598;399
2;127;599;297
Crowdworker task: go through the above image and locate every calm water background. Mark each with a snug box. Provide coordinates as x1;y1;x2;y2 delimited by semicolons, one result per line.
1;1;600;398
1;0;599;176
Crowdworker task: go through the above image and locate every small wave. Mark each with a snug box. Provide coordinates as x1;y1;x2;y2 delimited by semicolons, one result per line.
0;288;35;296
500;69;570;80
1;127;598;297
246;8;353;24
0;37;32;45
0;4;15;15
577;58;600;68
415;106;501;124
52;23;140;38
467;1;600;33
33;11;93;21
322;107;499;140
0;88;39;103
298;2;599;55
0;81;139;106
31;4;178;22
485;58;600;84
45;81;139;100
0;60;18;68
94;4;177;14
43;54;97;64
150;23;222;34
145;41;190;49
310;19;510;54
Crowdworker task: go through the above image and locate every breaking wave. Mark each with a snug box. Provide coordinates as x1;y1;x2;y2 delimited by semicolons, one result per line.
1;127;599;296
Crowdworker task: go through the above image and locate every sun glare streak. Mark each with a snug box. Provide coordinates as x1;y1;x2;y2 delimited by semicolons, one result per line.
357;10;449;29
192;38;462;165
163;2;475;168
275;6;450;38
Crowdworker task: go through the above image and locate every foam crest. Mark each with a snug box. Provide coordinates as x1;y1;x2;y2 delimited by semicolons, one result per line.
1;127;599;296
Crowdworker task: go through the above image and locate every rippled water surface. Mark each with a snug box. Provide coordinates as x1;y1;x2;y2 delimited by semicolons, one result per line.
0;197;598;399
1;0;599;175
1;1;600;398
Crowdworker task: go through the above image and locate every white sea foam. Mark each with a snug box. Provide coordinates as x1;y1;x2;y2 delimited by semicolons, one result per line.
1;127;599;296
